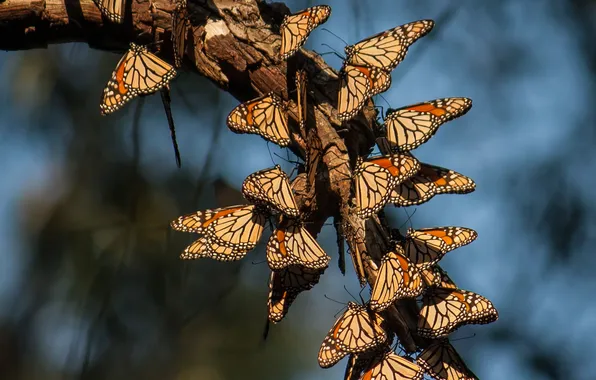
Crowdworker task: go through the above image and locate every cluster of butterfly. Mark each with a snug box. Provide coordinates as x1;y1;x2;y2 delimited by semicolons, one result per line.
94;1;499;378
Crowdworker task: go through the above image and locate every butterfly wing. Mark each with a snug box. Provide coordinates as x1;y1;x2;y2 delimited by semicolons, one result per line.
267;265;323;323
123;44;177;94
180;236;251;261
344;20;434;71
418;288;499;338
385;98;472;151
319;302;387;368
360;351;424;380
100;49;137;115
171;204;266;253
354;153;417;218
390;163;475;206
94;0;125;23
241;165;299;217
405;227;477;269
172;0;189;68
370;248;423;312
338;64;391;121
421;265;458;289
267;219;330;270
227;92;291;146
366;154;421;185
100;44;177;115
279;5;331;60
353;161;394;218
418;340;479;380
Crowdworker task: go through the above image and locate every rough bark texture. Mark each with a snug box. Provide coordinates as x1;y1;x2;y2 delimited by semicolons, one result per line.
0;0;424;353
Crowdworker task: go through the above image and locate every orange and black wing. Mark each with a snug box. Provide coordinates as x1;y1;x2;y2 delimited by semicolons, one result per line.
353;154;418;218
267;265;323;323
390;163;475;206
370;247;423;312
405;226;477;269
241;165;299;217
227;92;291;146
171;204;267;254
266;218;330;270
360;351;424;380
318;302;387;368
384;98;472;152
344;19;434;71
93;0;125;23
100;43;176;114
279;5;331;60
421;265;458;289
418;339;479;380
337;64;391;121
179;236;252;261
418;288;499;338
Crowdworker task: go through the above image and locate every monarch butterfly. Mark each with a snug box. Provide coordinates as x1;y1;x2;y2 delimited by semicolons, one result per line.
418;288;499;339
337;64;392;121
344;20;434;71
404;227;477;270
417;339;479;380
227;92;291;147
296;69;308;132
241;165;300;218
267;265;323;323
318;302;387;368
93;0;124;23
384;98;473;152
172;0;189;68
360;351;424;380
100;43;177;115
279;5;331;60
354;154;420;218
369;246;424;312
390;163;475;207
266;217;330;270
421;265;458;289
171;204;268;259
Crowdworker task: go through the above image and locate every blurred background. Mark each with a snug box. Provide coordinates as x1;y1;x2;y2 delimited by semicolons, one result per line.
0;0;593;379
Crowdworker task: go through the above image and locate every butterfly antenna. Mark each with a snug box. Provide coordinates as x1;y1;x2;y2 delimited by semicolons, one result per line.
323;294;346;306
399;208;417;230
319;43;345;60
357;286;367;304
321;28;349;46
343;285;360;304
160;87;182;168
451;333;477;342
273;152;301;166
267;142;277;167
251;259;267;266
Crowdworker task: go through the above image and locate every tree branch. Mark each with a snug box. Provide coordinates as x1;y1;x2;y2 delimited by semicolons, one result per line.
0;0;420;355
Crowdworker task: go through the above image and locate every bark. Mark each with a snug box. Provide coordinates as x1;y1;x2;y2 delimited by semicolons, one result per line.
0;0;423;353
